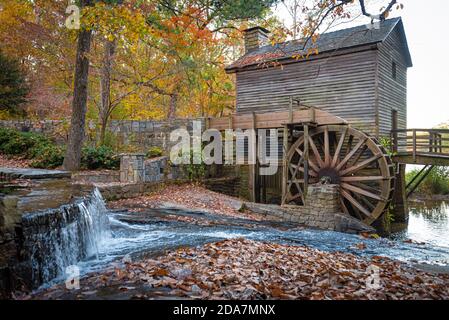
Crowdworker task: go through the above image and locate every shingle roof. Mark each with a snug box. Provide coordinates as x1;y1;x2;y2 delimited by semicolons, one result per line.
226;17;412;72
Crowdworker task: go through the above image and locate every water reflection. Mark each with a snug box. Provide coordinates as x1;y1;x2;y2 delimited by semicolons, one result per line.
400;200;449;248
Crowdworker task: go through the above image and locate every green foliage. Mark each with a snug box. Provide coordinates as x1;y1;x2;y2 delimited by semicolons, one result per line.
379;136;396;157
185;150;206;181
0;128;51;158
146;146;163;158
0;51;29;116
0;128;64;168
31;145;65;169
406;167;449;195
81;145;120;170
0;128;120;170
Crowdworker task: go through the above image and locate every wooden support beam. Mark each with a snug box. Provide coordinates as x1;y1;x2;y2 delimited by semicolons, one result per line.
406;165;435;198
303;124;309;199
249;112;258;203
289;97;293;124
209;109;347;131
281;125;289;205
412;129;417;162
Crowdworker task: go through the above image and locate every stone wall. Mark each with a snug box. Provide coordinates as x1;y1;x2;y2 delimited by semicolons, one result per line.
0;118;205;153
244;184;375;234
119;155;187;184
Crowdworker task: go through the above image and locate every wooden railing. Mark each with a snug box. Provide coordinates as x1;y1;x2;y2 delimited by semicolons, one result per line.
390;129;449;161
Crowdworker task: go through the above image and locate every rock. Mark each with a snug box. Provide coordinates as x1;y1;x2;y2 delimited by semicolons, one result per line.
334;214;376;234
243;202;288;218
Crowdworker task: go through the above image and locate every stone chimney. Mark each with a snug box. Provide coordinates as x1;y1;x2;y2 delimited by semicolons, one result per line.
243;26;270;54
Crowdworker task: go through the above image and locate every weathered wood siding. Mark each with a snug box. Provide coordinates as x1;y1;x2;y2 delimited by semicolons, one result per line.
376;27;408;138
235;48;379;135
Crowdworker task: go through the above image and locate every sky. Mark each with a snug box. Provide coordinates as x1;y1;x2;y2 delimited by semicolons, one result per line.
275;0;449;129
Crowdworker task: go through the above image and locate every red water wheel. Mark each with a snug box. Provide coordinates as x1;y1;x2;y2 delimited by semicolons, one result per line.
284;125;395;225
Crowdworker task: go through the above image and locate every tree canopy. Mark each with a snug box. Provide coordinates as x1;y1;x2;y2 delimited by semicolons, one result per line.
0;51;29;117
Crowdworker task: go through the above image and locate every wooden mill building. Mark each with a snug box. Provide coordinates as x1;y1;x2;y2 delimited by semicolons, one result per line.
208;18;414;228
226;17;412;138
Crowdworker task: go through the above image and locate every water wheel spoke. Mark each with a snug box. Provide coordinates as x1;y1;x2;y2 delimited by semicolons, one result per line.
354;193;376;211
340;154;382;176
340;189;372;217
336;138;367;171
289;193;304;203
347;145;368;168
339;197;351;216
324;127;331;167
295;148;320;173
298;166;318;177
344;135;354;159
341;183;383;201
332;127;347;167
350;181;384;196
289;179;305;184
340;176;386;182
308;136;325;168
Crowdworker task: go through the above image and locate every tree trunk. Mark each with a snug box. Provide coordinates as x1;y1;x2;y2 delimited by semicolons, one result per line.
63;2;92;171
99;39;116;145
167;91;178;119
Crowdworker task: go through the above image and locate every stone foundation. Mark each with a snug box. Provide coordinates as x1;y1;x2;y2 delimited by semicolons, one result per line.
203;177;241;198
244;184;375;234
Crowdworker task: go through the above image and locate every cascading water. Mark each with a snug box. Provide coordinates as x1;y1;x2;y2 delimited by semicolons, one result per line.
21;188;110;287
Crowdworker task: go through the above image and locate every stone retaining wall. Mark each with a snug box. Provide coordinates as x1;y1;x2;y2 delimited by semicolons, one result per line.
0;119;205;153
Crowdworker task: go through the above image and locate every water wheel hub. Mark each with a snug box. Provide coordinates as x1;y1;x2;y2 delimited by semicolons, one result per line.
317;168;341;184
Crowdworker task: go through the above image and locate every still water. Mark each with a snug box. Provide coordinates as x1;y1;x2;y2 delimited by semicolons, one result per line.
397;200;449;248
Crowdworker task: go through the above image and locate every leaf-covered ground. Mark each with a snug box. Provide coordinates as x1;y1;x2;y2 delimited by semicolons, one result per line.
108;184;263;221
0;154;32;168
23;239;449;300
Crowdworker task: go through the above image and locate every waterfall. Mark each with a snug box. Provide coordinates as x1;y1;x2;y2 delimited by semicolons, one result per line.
21;188;110;288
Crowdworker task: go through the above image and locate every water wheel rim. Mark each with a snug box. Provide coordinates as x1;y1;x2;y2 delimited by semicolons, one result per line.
285;125;394;225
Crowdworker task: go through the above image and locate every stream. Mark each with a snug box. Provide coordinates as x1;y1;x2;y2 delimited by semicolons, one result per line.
3;180;449;289
60;195;449;288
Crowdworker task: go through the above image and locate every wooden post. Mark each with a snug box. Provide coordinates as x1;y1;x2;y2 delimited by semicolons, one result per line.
309;107;316;123
392;163;408;224
248;112;258;202
289;97;293;123
228;114;233;129
303;124;309;199
412;129;417;162
282;125;289;205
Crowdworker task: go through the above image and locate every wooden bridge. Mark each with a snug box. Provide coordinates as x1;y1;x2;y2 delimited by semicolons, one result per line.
391;129;449;166
391;128;449;199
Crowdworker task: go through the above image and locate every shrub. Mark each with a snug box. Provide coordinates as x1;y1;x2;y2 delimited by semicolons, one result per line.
0;128;52;158
31;145;65;169
146;146;163;158
406;167;449;195
185;150;206;181
81;145;120;170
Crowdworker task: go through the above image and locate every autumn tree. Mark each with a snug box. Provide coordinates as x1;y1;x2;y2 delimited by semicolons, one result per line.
0;51;29;117
63;0;95;170
278;0;403;48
